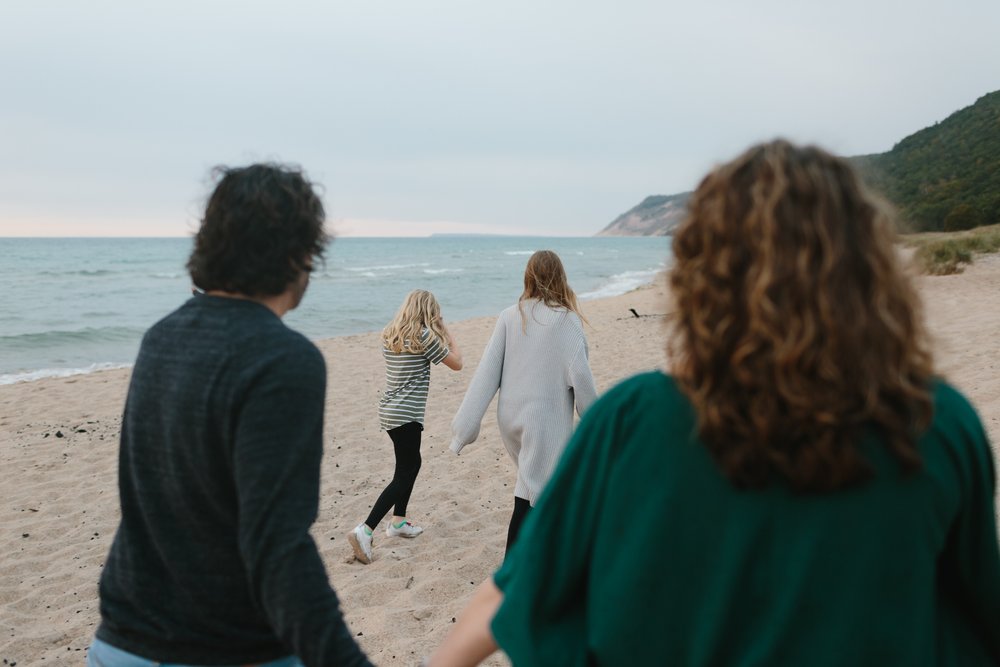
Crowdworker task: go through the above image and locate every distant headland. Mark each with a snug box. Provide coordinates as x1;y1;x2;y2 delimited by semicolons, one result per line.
598;89;1000;236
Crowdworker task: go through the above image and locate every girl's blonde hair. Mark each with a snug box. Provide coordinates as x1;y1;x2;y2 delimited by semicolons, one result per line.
383;289;448;354
518;250;586;330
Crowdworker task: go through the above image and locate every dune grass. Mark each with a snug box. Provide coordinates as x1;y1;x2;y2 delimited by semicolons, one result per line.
903;223;1000;275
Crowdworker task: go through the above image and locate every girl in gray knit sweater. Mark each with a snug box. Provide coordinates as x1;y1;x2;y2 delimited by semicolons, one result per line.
450;251;597;554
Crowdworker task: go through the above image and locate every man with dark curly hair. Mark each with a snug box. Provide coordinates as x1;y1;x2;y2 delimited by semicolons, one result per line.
88;164;372;667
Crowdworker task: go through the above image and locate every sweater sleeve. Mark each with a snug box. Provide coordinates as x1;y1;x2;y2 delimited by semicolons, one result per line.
568;336;597;418
233;341;372;667
938;388;1000;660
450;315;506;454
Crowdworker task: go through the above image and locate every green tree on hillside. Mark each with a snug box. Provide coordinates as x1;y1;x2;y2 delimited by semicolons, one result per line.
944;203;982;232
854;90;1000;232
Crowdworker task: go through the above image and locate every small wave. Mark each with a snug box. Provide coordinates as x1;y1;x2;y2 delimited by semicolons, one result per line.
423;268;464;275
313;270;381;279
503;251;535;256
0;326;146;349
344;262;431;272
579;269;663;300
0;362;133;386
314;270;382;279
81;311;122;318
150;272;184;279
38;269;117;277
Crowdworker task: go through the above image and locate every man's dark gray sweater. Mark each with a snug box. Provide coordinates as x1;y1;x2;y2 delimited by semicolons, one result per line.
96;295;371;666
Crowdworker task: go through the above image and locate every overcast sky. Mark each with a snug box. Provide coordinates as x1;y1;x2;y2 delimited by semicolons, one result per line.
1;1;997;237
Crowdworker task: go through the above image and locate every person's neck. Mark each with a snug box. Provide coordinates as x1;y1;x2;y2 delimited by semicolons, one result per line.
204;290;293;318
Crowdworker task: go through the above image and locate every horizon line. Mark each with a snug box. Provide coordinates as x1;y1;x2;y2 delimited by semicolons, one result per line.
0;233;610;240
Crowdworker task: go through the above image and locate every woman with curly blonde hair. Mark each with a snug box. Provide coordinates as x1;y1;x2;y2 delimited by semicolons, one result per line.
348;289;463;564
428;140;1000;666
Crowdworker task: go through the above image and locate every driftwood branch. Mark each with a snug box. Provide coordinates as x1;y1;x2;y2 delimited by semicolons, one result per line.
618;308;667;321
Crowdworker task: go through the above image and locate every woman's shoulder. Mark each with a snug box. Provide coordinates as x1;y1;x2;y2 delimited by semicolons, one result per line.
513;299;582;325
383;328;433;355
590;371;688;417
574;372;694;452
915;380;996;505
926;379;990;448
930;378;976;413
498;303;529;325
608;370;680;399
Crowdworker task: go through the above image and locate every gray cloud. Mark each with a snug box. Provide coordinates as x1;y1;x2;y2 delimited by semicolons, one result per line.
1;0;998;235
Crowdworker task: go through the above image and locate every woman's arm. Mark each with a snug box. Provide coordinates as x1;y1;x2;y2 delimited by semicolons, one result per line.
943;391;1000;658
569;339;598;417
450;317;506;454
425;580;503;667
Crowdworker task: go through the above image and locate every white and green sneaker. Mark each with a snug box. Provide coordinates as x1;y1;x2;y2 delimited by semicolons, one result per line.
386;519;424;538
348;523;374;564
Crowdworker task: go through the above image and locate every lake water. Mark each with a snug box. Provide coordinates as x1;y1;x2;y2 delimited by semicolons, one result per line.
0;236;671;383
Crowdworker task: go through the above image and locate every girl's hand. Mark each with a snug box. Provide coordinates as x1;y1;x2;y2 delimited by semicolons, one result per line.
439;320;463;371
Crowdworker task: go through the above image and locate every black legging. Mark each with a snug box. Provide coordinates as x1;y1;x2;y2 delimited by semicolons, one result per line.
365;422;422;530
505;496;532;556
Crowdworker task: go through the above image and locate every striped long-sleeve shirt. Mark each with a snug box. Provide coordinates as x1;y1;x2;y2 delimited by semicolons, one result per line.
378;329;450;431
450;299;597;504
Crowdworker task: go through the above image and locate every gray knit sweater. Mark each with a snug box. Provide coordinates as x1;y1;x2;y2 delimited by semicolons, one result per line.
450;300;597;503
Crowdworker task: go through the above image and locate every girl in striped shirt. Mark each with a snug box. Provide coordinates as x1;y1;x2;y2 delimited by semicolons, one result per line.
349;290;463;564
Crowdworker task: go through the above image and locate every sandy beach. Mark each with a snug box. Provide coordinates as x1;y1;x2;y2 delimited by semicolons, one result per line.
2;256;999;666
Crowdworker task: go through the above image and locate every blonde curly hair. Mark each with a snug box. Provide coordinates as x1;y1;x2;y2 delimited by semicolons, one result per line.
383;290;447;354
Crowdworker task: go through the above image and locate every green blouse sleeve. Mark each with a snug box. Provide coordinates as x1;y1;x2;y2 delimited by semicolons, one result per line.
490;380;633;666
937;386;1000;660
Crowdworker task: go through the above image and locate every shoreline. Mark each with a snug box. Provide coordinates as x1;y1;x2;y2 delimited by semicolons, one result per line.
1;236;670;387
2;261;999;665
0;270;667;387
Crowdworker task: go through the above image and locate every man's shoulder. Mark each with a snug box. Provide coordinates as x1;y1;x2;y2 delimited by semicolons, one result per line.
147;297;196;331
227;325;325;398
258;325;324;368
152;297;323;370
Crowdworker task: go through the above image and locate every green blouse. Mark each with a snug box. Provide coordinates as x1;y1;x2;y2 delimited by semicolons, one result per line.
491;372;999;666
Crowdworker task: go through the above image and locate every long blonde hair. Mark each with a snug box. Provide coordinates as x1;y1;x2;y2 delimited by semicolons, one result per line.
383;290;447;354
517;250;586;330
668;140;934;492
